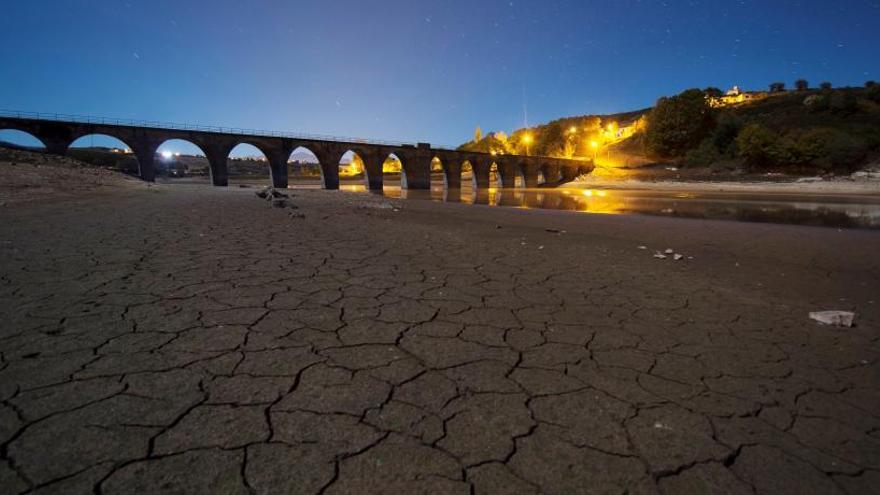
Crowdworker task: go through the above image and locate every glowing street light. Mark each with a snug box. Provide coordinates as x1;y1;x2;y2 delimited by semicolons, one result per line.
568;126;577;134
589;140;599;161
523;133;533;155
161;150;174;160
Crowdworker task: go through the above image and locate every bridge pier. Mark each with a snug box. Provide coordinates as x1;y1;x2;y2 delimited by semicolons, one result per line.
265;147;291;189
315;150;339;190
204;145;231;187
132;143;159;182
471;158;491;189
43;138;72;156
442;161;462;189
400;143;432;190
520;163;539;188
541;163;561;185
496;160;517;189
560;163;580;183
269;160;288;189
362;152;383;191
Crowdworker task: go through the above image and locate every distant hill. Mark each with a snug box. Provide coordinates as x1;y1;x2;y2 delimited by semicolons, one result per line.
461;83;880;173
0;140;41;151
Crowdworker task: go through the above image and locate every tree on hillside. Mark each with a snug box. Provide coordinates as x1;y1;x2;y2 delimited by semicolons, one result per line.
703;87;723;98
736;124;777;169
769;82;786;93
644;89;714;158
795;79;809;91
867;81;878;88
474;126;482;143
459;132;510;155
536;122;566;157
820;81;832;90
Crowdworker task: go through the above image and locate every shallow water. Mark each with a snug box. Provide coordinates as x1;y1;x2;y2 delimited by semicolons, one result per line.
330;183;880;230
167;177;880;230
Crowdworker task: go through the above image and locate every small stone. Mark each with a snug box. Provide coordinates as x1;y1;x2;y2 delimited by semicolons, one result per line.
664;248;674;254
809;310;855;327
673;254;684;261
638;246;647;250
653;253;667;259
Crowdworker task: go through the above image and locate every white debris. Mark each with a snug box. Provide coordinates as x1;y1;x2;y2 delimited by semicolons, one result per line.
637;246;647;250
809;310;855;327
664;248;674;254
653;253;667;259
673;254;684;261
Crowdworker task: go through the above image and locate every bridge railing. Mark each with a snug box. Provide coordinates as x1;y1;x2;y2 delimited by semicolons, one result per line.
0;109;412;147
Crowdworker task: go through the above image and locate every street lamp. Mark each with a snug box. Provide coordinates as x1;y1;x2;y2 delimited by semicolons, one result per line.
589;140;599;161
523;133;533;155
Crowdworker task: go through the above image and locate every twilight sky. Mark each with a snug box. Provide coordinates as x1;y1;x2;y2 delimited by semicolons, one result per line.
1;0;879;154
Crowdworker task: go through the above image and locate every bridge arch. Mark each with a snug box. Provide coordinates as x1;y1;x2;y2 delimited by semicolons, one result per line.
70;133;135;153
430;156;443;173
155;139;209;179
0;129;47;150
431;155;453;189
385;152;406;186
461;159;473;178
69;133;143;176
287;146;322;183
338;149;382;191
226;143;271;186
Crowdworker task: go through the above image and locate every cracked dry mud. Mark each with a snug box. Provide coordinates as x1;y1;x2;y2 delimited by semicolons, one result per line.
0;184;878;494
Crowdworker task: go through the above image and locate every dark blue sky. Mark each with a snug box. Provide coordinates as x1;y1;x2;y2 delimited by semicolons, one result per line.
2;0;878;154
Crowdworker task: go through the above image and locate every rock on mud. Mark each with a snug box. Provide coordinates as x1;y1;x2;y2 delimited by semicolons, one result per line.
809;310;855;327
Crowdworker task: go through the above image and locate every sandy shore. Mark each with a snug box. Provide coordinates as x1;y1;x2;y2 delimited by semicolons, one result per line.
1;167;879;493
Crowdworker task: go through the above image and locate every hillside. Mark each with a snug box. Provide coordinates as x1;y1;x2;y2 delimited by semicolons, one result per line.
461;83;880;174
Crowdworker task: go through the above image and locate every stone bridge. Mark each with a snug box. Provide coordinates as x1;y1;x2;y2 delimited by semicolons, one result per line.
0;114;594;190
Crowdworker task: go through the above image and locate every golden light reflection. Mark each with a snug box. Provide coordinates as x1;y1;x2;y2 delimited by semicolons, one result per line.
575;189;624;214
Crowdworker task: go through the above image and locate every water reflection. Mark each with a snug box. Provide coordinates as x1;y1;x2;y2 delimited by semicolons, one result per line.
330;183;880;230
